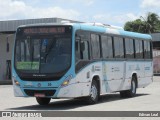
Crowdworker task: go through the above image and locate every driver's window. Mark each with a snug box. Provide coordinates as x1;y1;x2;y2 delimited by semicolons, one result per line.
81;41;89;60
75;30;90;63
75;40;80;62
75;40;89;62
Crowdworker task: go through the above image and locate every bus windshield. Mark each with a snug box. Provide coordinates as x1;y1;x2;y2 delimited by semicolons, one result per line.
14;26;72;79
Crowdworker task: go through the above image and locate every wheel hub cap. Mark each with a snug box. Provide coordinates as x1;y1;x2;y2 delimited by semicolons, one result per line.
90;85;97;100
132;81;136;93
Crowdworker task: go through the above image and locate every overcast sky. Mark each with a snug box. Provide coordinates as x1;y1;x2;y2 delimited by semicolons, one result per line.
0;0;160;27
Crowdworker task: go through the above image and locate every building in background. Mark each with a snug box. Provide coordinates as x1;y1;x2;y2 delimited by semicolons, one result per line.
0;18;80;81
151;33;160;75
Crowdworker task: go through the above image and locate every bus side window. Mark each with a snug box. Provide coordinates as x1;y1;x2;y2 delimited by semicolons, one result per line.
108;36;114;58
135;40;143;59
101;35;108;58
114;37;124;58
91;34;100;59
125;38;134;59
144;41;151;59
139;40;143;59
150;42;153;59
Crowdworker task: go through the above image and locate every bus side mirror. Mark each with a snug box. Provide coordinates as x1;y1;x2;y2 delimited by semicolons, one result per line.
80;41;85;51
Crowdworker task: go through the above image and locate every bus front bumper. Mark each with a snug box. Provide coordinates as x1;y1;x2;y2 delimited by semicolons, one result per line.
13;82;90;98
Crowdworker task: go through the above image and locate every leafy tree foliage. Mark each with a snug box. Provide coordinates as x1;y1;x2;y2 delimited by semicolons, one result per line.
124;12;160;33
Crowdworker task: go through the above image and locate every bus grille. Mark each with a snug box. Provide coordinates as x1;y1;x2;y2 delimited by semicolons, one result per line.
24;89;56;96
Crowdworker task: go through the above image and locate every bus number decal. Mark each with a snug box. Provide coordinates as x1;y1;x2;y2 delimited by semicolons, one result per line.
48;83;52;86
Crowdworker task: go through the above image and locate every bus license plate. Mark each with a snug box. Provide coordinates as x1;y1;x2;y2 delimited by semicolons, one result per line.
34;93;45;97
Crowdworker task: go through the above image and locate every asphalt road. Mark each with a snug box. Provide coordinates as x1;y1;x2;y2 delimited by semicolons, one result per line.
0;77;160;120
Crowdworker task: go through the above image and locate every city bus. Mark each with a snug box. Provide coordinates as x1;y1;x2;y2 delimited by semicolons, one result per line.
12;22;153;105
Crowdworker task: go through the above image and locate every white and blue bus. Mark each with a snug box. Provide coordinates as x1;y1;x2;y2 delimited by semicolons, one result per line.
12;23;153;105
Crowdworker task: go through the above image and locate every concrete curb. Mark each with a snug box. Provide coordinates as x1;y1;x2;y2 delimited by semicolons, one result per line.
0;80;12;85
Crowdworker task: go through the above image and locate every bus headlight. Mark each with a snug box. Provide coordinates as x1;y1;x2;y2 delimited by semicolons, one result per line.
61;80;70;86
15;80;20;86
12;77;20;86
61;75;72;87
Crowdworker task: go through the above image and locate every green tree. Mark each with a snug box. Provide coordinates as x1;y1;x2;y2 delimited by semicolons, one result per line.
124;19;145;33
124;12;160;33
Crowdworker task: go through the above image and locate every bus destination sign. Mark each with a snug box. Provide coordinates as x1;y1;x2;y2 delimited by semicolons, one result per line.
23;27;65;34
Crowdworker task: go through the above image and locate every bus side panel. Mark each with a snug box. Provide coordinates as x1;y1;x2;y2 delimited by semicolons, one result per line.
122;61;152;90
122;61;145;90
138;61;153;88
145;61;153;77
101;61;125;93
56;79;91;98
125;61;145;78
74;62;103;97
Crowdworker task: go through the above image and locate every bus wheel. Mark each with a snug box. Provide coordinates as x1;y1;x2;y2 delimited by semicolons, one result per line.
128;77;137;97
120;91;127;98
36;97;51;105
87;80;99;104
120;77;137;98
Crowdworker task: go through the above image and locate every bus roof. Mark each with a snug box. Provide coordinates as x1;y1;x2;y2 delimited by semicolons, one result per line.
72;23;152;40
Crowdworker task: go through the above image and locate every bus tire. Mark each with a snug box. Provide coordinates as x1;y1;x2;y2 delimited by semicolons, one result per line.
120;91;127;98
127;76;137;97
86;80;99;104
36;97;51;105
120;77;137;98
